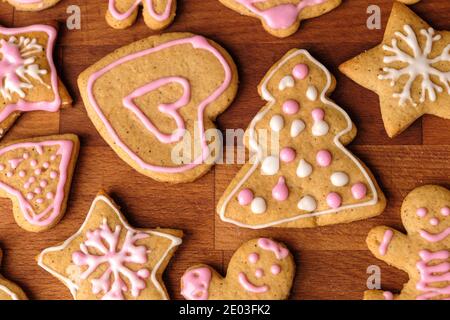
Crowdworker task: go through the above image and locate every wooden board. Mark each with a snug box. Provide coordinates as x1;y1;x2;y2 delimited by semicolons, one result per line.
0;0;449;300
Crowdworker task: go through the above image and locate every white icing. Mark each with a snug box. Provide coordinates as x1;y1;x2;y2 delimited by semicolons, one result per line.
379;25;450;106
312;120;329;136
37;195;182;300
290;119;305;137
270;114;284;132
218;50;379;229
261;156;279;176
251;197;267;214
306;85;318;101
298;195;317;212
296;159;313;178
330;172;349;187
279;75;295;91
0;284;19;300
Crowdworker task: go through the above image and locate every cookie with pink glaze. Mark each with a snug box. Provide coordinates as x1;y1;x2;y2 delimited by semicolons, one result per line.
4;0;61;11
181;238;295;300
218;0;341;38
38;191;183;300
106;0;177;30
0;247;27;300
0;134;79;232
365;185;450;300
217;49;385;229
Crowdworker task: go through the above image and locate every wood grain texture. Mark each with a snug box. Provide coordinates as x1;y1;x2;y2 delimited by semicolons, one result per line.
0;0;449;300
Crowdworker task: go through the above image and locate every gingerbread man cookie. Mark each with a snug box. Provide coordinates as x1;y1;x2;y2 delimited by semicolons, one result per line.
38;191;183;300
181;238;295;300
218;0;341;38
78;33;238;183
217;49;386;229
339;3;450;137
3;0;61;11
0;247;27;300
365;185;450;300
0;134;79;232
106;0;177;30
0;24;71;139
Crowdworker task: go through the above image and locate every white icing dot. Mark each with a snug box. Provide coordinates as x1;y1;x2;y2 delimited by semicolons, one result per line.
290;119;305;138
331;172;349;187
251;197;267;214
270;115;284;132
261;156;279;176
296;159;313;178
279;75;295;91
298;195;317;212
306;85;318;101
312;121;329;137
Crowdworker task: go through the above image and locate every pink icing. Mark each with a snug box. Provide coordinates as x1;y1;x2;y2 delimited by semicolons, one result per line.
419;228;450;243
282;100;299;115
270;264;281;275
248;253;259;264
316;150;332;167
292;63;309;80
280;147;296;163
86;36;232;174
238;272;268;293
311;108;325;121
383;291;394;300
238;188;254;206
416;207;428;218
50;171;58;179
0;25;61;123
181;267;212;300
258;238;289;260
255;268;264;278
108;0;173;22
326;192;341;209
430;218;439;226
234;0;327;30
272;177;289;201
416;250;450;300
441;207;450;217
379;230;393;256
351;182;367;200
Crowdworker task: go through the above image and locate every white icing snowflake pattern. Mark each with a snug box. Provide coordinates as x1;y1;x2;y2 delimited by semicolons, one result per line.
378;25;450;106
0;36;47;101
72;219;151;300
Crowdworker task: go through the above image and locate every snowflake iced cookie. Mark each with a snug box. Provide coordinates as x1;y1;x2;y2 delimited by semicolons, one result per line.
0;247;27;300
339;3;450;138
78;33;238;183
3;0;61;11
365;185;450;300
0;134;79;232
218;0;341;38
106;0;177;30
181;238;295;300
217;49;386;229
0;24;71;139
38;192;183;300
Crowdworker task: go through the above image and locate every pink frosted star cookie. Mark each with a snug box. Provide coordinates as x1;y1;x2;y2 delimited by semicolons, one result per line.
0;247;27;300
38;191;183;300
181;238;295;300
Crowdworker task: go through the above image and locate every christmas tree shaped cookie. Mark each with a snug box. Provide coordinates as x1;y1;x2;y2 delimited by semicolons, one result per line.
0;24;71;139
181;238;295;300
339;3;450;137
106;0;177;30
217;49;386;229
0;134;79;232
38;192;183;300
0;247;27;300
365;185;450;300
4;0;61;11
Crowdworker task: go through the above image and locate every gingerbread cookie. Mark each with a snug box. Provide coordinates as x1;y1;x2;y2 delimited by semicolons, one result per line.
0;24;71;139
106;0;177;30
365;185;450;300
0;247;27;300
217;49;386;229
181;238;295;300
218;0;341;38
3;0;61;11
78;33;238;183
0;134;79;232
339;3;450;138
38;191;183;300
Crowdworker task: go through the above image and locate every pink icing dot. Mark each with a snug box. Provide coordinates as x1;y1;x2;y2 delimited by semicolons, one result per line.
292;63;309;80
43;162;50;169
50;171;58;179
282;100;299;115
316;150;332;167
46;192;54;200
238;189;254;206
36;198;44;204
416;207;428;218
6;171;13;177
312;108;325;121
30;160;37;167
137;269;150;279
26;193;34;200
280;147;296;163
34;187;42;194
50;155;56;161
383;291;394;300
40;180;48;188
19;170;26;177
248;253;259;264
0;164;4;171
441;206;450;217
351;182;367;200
255;268;264;278
34;168;42;175
326;192;342;209
272;177;289;202
23;153;29;159
29;176;36;183
271;264;281;275
429;218;439;226
23;182;30;189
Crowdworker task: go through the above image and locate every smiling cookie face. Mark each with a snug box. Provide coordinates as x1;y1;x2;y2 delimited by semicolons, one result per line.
181;238;295;300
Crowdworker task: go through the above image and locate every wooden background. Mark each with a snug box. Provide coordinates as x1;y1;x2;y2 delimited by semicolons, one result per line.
0;0;449;300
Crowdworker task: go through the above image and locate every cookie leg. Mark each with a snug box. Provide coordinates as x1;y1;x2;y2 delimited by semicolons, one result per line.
105;1;139;29
142;0;176;30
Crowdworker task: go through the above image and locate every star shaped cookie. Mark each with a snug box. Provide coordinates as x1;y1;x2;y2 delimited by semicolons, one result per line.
0;247;27;300
339;3;450;137
37;191;183;300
